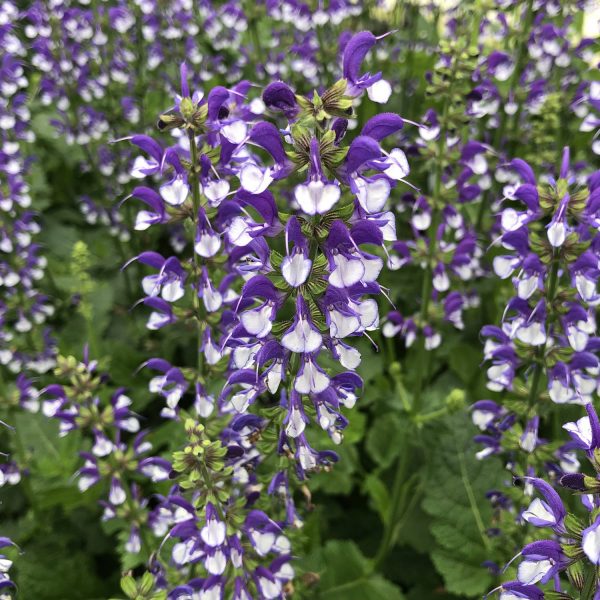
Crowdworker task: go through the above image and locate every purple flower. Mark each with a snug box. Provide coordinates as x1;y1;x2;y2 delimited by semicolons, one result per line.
521;477;566;531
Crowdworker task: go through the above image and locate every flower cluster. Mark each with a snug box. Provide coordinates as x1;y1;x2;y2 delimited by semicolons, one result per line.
493;403;600;598
2;0;600;597
0;537;16;596
160;418;294;600
483;148;599;406
120;30;406;594
23;0;251;245
0;2;55;376
471;148;600;594
384;34;483;351
469;1;589;151
128;30;405;463
473;147;600;479
42;350;172;557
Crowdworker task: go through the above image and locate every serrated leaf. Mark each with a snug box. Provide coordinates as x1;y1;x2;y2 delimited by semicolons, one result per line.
447;342;481;384
14;412;80;482
422;414;503;597
313;540;405;599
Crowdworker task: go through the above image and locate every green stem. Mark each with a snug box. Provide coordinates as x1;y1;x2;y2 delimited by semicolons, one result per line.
372;41;464;574
188;130;205;377
414;407;448;424
413;45;458;413
244;2;264;75
116;238;135;302
10;410;40;521
371;445;411;571
506;0;536;156
457;442;492;551
527;258;559;407
316;26;332;85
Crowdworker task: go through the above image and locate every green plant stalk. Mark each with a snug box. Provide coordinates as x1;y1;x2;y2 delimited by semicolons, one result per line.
187;129;205;377
371;44;462;573
414;406;448;424
527;257;559;407
370;445;411;571
506;0;536;155
86;311;100;359
412;44;458;414
243;1;264;72
316;25;332;84
115;236;135;303
10;409;40;522
456;438;492;551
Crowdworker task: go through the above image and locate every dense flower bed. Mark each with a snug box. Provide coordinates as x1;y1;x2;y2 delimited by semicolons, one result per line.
1;1;600;598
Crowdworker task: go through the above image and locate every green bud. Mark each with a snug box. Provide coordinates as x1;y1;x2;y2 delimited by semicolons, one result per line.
445;388;466;412
157;113;185;132
180;97;194;120
389;362;402;377
120;575;138;599
139;572;155;595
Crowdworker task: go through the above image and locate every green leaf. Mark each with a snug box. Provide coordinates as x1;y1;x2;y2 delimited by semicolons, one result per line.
12;517;116;599
362;474;390;524
421;414;503;597
447;342;481;385
14;412;80;483
314;540;405;599
365;414;404;470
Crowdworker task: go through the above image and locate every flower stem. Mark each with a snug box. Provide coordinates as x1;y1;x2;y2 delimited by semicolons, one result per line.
506;0;536;155
371;445;411;571
527;257;559;407
188;129;205;377
10;410;40;521
413;43;458;413
414;406;448;424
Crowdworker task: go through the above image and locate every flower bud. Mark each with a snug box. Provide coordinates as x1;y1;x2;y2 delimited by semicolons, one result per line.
446;388;466;413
